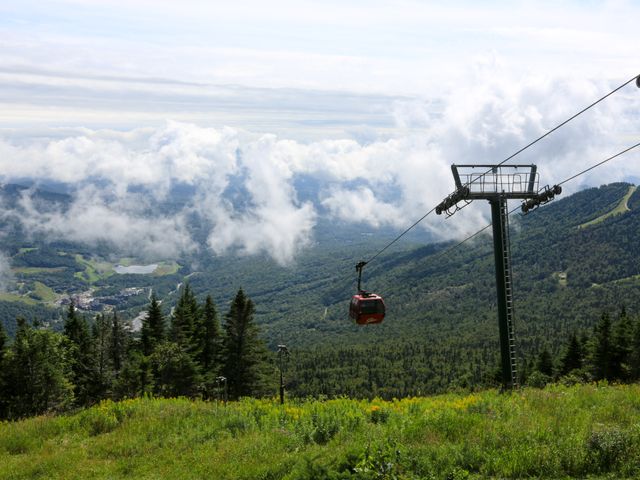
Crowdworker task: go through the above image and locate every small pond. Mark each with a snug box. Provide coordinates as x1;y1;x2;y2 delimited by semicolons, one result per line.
114;264;158;274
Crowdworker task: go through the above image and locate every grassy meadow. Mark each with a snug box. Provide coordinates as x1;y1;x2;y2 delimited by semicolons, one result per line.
1;384;640;479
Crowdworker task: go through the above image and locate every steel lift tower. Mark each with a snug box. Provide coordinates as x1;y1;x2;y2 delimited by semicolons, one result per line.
436;165;561;390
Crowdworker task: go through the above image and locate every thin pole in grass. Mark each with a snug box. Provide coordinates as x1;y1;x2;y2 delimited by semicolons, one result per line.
277;345;290;405
216;376;228;406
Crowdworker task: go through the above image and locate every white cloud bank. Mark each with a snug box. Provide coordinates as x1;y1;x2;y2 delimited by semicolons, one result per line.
8;187;196;260
0;71;638;264
0;253;14;292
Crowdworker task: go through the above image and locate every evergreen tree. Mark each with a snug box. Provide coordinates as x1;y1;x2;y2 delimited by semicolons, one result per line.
199;295;222;372
64;301;89;346
222;289;270;399
536;348;554;377
170;284;200;356
0;320;6;359
518;358;532;386
91;313;112;400
590;312;615;381
150;342;201;397
141;293;165;356
630;316;640;381
0;320;7;417
196;295;223;398
560;333;583;375
63;302;95;406
110;310;126;377
4;318;73;418
611;308;632;380
114;350;153;399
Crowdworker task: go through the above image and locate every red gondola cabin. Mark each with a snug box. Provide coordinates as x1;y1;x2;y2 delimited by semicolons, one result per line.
349;292;385;325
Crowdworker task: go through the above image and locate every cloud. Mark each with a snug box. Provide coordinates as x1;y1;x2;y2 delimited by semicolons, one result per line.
316;68;638;238
321;187;404;229
8;187;196;261
0;68;637;265
2;0;638;142
205;200;316;266
0;252;14;292
195;133;317;265
0;123;318;265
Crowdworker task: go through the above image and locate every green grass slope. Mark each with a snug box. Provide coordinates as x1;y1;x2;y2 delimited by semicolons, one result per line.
579;185;637;229
1;384;640;479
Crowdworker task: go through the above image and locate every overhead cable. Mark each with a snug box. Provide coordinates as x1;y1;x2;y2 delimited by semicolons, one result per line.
360;73;639;266
428;140;640;261
557;140;640;187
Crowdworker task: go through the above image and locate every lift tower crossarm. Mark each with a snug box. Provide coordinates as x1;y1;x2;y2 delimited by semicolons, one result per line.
451;164;538;200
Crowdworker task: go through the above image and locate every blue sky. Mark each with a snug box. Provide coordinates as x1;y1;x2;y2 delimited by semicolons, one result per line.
0;1;639;264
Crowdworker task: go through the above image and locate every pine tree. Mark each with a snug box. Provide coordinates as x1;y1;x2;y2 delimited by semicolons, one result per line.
536;348;554;377
5;318;73;418
113;350;153;399
170;284;200;355
141;293;165;356
518;358;532;386
199;295;222;372
560;333;583;375
0;320;6;359
222;289;270;399
150;342;201;397
630;316;640;381
91;313;112;400
110;310;126;377
590;312;614;381
63;301;95;406
611;308;632;381
196;295;223;398
0;320;7;417
64;301;89;346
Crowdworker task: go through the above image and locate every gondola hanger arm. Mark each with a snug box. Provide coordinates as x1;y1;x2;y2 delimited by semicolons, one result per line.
355;261;367;292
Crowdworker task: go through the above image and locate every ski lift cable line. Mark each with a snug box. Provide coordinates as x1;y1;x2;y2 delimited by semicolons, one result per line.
557;140;640;187
428;140;640;262
486;73;639;172
360;73;639;267
363;207;437;264
342;138;640;322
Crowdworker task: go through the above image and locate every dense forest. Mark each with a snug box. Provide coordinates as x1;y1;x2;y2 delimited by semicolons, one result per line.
1;283;640;419
288;307;640;397
2;182;640;416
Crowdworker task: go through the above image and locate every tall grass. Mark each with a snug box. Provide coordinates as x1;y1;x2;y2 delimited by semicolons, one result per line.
1;384;640;479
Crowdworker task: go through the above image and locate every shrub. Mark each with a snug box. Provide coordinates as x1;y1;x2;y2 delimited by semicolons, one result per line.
223;415;253;436
527;371;551;388
79;406;119;436
586;426;631;472
369;405;390;424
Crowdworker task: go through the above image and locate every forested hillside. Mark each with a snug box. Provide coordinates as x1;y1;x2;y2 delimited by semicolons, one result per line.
1;182;640;398
282;182;640;395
